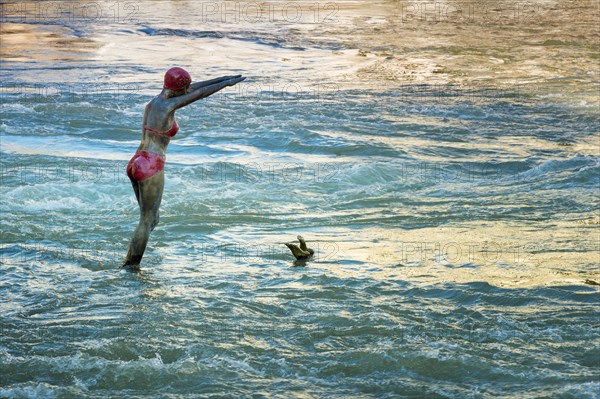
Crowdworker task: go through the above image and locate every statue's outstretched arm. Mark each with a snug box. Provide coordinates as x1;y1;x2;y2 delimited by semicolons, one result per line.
168;76;245;110
189;75;241;90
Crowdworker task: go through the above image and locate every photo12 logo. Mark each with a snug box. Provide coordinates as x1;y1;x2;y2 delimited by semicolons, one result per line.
0;83;140;103
199;1;339;24
396;1;542;24
194;161;341;184
398;241;541;265
0;1;140;23
198;241;339;263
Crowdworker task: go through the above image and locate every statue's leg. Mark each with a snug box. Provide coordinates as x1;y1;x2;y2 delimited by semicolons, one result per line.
122;171;164;270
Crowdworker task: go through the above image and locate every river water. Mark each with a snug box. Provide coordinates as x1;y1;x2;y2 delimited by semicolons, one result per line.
1;1;599;397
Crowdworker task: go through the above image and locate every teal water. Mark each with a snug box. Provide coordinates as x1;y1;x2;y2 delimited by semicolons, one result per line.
1;1;599;398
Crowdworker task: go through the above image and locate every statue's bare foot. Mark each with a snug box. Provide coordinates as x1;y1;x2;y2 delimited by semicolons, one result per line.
124;263;141;272
120;260;141;272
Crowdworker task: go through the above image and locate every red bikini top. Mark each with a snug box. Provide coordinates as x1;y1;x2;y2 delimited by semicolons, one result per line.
143;119;179;137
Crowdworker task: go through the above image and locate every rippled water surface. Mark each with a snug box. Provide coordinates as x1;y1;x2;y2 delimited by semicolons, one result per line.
1;1;599;398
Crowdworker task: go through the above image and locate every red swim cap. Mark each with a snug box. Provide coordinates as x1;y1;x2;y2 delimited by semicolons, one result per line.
164;67;192;91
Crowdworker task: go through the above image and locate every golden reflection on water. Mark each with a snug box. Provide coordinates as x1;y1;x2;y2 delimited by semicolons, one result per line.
314;221;599;288
0;23;98;62
2;1;598;94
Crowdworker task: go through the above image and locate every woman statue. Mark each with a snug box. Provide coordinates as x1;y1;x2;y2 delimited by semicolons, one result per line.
122;67;245;270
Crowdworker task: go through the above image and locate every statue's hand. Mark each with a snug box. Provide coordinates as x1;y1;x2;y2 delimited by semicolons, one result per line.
226;76;246;86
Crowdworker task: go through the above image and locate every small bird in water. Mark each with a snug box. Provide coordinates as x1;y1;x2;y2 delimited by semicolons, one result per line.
285;235;314;260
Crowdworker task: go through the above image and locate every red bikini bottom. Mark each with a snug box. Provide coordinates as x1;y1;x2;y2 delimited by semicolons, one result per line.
126;150;166;182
